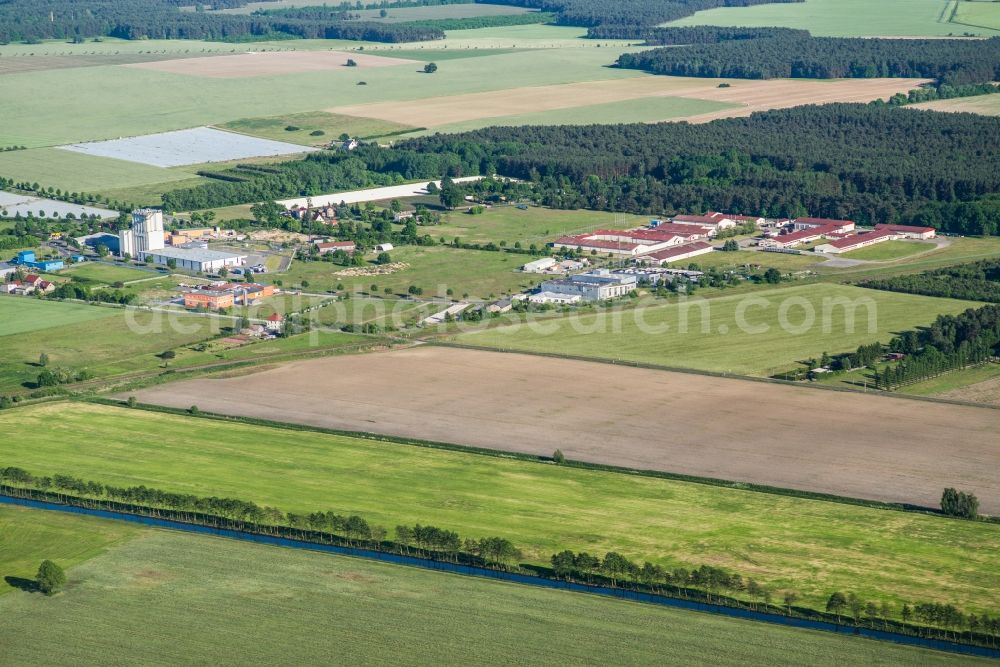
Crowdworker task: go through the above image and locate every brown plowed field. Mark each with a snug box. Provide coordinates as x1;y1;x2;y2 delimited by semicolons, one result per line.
127;50;418;78
127;346;1000;513
329;76;930;127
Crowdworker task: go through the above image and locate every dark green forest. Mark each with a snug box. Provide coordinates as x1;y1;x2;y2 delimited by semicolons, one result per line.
616;36;1000;85
163;105;1000;230
0;0;801;43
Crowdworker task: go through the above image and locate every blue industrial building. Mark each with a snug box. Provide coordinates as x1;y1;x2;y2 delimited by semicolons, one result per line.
14;250;64;272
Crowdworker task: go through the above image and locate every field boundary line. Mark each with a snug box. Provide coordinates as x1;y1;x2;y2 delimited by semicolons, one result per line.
74;397;998;522
1;494;996;659
428;341;1000;411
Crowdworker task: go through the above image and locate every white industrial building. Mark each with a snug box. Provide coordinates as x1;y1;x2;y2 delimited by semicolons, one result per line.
537;269;637;301
528;291;582;305
522;257;557;273
144;247;247;273
119;208;165;258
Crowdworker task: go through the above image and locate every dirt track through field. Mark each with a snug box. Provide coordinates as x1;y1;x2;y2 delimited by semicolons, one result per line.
329;76;929;127
128;346;1000;512
126;50;418;78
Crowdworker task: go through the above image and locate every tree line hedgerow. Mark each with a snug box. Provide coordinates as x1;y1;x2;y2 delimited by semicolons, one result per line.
859;259;1000;303
0;465;997;646
485;0;802;29
615;36;1000;86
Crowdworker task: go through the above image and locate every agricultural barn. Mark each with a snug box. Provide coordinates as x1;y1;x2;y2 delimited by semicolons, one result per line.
671;212;737;229
793;217;856;233
639;241;715;266
522;257;557;273
315;240;357;254
874;224;936;239
145;247;247;273
814;230;899;254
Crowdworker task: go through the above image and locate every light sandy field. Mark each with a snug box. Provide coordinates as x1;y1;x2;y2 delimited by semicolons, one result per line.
0;190;116;219
126;50;419;78
128;346;1000;513
913;94;1000;115
331;76;930;128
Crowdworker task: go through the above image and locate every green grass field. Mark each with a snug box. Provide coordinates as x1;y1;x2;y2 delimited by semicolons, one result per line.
61;262;157;284
0;297;119;337
0;507;977;666
681;249;824;272
221;111;416;145
425;206;650;245
0;301;229;392
283;245;544;298
1;401;997;616
824;236;1000;279
896;361;1000;397
664;0;1000;36
840;240;937;261
454;284;979;376
951;0;1000;30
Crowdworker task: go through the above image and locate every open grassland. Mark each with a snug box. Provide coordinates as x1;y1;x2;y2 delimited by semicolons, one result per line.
0;297;119;337
677;249;824;272
426;206;650;245
454;283;979;376
1;402;997;616
914;94;1000;115
952;0;1000;30
0;509;977;666
127;346;1000;513
282;245;542;298
821;236;1000;279
0;302;225;392
664;0;1000;36
840;240;938;261
0;506;138;596
61;262;157;284
221;112;416;145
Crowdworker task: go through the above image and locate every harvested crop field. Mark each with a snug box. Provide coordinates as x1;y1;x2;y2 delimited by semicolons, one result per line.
127;346;1000;513
126;50;418;78
329;76;929;128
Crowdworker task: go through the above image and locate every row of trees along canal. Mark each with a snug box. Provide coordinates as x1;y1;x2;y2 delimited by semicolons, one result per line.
0;463;996;647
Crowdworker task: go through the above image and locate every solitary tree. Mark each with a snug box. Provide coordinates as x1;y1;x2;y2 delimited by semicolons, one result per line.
763;267;782;284
423;62;438;74
552;449;565;464
36;560;66;596
38;352;49;367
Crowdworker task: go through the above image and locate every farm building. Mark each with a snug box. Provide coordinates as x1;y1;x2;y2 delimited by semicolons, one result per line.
421;303;471;326
487;298;513;314
814;230;899;254
522;257;557;273
315;240;357;254
670;212;737;230
145;247;247;273
638;241;715;266
538;269;637;301
874;224;936;239
792;217;856;233
375;243;394;253
552;229;685;256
